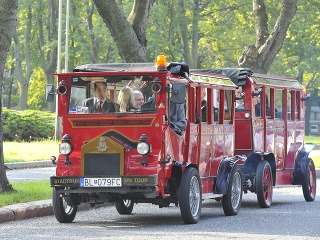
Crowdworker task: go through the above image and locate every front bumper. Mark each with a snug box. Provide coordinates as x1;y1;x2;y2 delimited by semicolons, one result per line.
50;174;158;190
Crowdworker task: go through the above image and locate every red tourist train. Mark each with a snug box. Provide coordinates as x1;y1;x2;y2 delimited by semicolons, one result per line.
191;68;316;208
48;57;316;224
47;56;243;224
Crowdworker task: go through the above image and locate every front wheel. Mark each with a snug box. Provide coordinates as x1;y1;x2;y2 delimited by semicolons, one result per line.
115;199;134;214
52;188;78;223
302;158;316;202
178;167;202;224
255;160;273;208
222;165;243;216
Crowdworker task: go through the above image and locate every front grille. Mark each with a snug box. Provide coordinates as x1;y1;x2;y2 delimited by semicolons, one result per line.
84;153;120;176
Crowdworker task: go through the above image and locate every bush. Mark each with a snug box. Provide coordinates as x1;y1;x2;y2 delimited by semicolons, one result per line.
2;108;55;141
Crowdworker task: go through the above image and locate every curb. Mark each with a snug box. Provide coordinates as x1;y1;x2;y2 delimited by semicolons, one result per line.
0;199;111;224
0;200;53;223
5;160;54;170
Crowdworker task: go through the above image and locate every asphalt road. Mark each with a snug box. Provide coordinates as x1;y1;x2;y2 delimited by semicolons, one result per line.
6;167;55;182
1;179;320;240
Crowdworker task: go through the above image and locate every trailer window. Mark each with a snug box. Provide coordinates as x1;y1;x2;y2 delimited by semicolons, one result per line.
275;89;283;119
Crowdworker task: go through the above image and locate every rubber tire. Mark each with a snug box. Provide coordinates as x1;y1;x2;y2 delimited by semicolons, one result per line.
255;160;273;208
222;165;243;216
115;199;134;214
302;158;316;202
52;188;78;223
178;167;202;224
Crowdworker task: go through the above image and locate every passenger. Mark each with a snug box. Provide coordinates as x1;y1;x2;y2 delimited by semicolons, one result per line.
141;96;156;110
133;90;145;110
235;87;244;110
196;88;207;123
255;94;270;117
117;86;135;112
170;101;187;135
82;82;119;113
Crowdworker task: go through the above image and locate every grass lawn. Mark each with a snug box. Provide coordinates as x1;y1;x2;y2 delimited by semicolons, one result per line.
0;181;51;207
4;140;59;163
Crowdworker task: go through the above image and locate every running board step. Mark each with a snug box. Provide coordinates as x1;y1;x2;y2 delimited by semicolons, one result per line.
202;193;223;200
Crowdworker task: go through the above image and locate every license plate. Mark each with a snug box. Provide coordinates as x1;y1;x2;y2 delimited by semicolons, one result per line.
80;178;122;187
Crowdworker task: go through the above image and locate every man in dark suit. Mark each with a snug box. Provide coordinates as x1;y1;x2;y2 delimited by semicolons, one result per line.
82;82;119;113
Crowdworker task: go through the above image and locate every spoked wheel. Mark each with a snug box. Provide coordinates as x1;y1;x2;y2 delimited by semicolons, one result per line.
178;167;202;224
302;158;316;202
115;199;134;214
52;188;78;223
222;165;243;216
255;160;273;208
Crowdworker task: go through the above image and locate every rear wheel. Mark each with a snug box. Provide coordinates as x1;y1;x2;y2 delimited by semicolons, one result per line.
302;158;316;202
255;160;273;208
222;165;243;216
178;167;202;224
115;199;134;214
52;188;78;223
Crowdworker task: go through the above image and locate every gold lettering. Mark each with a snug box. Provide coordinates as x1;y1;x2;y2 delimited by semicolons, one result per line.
133;177;149;183
54;178;79;184
123;178;133;183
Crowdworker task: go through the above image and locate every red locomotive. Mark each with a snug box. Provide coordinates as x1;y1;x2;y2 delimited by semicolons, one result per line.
47;56;243;224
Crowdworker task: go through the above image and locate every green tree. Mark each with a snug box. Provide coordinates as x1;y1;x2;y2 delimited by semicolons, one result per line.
0;0;18;193
27;68;47;110
238;0;298;74
93;0;155;62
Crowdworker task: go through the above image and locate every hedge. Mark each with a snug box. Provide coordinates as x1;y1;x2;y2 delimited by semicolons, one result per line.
2;108;55;141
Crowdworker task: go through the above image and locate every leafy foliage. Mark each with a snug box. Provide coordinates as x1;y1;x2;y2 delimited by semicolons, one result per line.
2;108;55;141
4;0;320;110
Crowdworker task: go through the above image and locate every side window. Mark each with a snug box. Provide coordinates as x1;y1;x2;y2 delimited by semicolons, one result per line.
266;88;271;117
69;86;87;114
224;90;233;122
235;86;245;110
200;88;207;122
288;90;293;120
275;89;283;119
253;94;261;117
213;89;219;122
296;91;301;120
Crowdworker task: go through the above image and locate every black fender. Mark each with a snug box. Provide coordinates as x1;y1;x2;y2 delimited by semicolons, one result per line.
214;158;238;195
241;152;276;191
292;143;316;185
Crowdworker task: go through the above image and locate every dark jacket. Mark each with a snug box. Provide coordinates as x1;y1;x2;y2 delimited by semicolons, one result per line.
82;97;119;113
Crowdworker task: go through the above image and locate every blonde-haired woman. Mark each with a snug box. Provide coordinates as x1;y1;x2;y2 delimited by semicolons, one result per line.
117;86;134;112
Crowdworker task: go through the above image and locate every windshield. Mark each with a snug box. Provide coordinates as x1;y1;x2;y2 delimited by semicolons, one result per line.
68;75;156;114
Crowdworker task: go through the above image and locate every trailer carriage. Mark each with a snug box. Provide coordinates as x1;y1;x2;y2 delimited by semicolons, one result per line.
191;68;316;208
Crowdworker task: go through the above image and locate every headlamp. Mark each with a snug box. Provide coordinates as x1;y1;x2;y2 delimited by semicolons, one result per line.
59;142;72;155
137;142;150;155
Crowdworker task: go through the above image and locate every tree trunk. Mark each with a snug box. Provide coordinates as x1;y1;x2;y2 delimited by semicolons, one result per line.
238;0;297;74
0;0;18;193
38;0;57;112
13;6;33;110
93;0;155;63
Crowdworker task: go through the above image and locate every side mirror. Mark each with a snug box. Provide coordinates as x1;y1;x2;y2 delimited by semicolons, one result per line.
170;83;186;104
46;84;55;102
